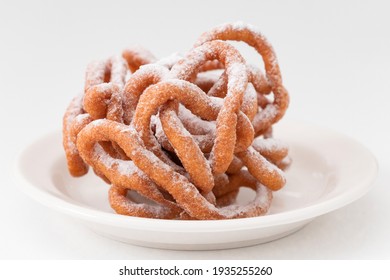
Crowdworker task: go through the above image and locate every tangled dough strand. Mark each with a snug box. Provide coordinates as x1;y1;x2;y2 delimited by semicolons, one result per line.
63;22;290;220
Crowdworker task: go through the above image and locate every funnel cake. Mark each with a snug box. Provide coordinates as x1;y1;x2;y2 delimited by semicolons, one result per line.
63;22;290;220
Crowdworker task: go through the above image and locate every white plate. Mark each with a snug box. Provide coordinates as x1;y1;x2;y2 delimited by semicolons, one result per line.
15;121;378;250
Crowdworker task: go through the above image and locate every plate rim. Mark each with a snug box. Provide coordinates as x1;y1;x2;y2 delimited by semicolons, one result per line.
14;120;378;233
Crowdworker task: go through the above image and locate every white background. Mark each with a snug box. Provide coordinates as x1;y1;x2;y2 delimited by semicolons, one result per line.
1;0;389;259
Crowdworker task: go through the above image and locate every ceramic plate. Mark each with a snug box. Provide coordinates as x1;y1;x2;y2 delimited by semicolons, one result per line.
15;121;378;250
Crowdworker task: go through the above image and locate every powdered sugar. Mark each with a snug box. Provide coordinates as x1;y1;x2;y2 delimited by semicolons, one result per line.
227;63;248;95
92;144;129;174
247;146;284;176
109;55;128;87
124;45;157;64
170;47;206;80
85;60;107;90
178;105;215;134
63;93;84;154
64;22;289;220
252;137;286;152
73;113;90;125
156;52;183;69
231;21;260;33
254;105;278;125
137;63;170;79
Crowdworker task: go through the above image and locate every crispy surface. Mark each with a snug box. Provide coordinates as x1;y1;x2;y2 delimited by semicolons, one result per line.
62;22;290;220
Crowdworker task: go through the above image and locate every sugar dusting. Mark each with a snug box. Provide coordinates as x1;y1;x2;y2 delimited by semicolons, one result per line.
64;22;288;220
227;63;248;95
85;60;107;90
178;105;215;134
64;93;84;154
109;55;128;87
252;137;286;152
156;52;183;69
124;45;157;64
93;144;137;176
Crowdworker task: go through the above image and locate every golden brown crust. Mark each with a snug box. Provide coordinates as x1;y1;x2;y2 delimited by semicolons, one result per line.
62;22;290;220
195;22;289;136
63;95;89;177
122;46;157;73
